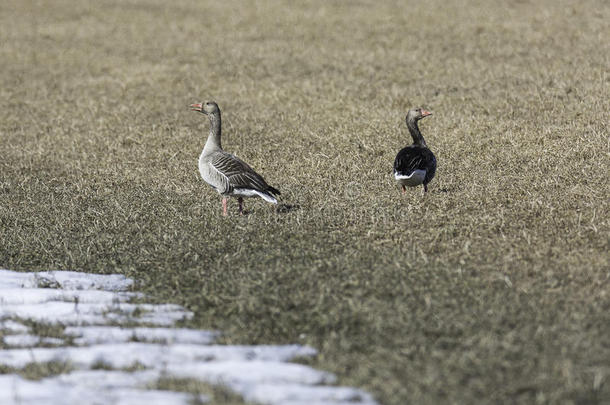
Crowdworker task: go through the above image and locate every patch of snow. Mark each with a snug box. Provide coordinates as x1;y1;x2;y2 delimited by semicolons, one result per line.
0;301;192;326
0;319;29;333
0;342;318;369
0;271;34;290
3;334;41;347
0;270;133;291
28;270;134;291
3;334;64;347
64;326;218;345
0;287;138;305
244;383;378;405
0;269;377;405
0;372;205;405
168;360;336;386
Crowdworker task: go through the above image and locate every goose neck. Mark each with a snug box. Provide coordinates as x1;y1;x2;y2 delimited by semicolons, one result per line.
407;118;426;146
204;112;222;151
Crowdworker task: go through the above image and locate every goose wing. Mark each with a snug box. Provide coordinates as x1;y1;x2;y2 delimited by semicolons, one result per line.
394;146;427;176
211;152;272;192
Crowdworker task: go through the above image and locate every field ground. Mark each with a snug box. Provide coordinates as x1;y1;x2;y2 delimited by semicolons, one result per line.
1;0;609;404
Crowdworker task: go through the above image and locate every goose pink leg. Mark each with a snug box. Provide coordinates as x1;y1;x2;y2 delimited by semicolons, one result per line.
238;197;244;215
222;197;228;216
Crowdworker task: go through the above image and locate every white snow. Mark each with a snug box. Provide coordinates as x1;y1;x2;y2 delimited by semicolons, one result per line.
3;334;65;347
0;319;29;333
167;360;335;385
244;383;378;405
0;269;377;405
0;269;133;291
0;372;205;405
64;325;218;345
0;342;319;369
0;287;138;305
0;300;192;326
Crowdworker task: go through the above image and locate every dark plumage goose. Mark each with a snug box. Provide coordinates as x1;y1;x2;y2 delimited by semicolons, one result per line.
393;108;437;194
190;101;280;216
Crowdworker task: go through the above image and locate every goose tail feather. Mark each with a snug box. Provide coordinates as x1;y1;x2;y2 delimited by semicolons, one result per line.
258;191;278;204
267;185;281;196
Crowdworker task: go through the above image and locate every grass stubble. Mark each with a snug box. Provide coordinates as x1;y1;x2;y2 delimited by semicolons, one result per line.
0;0;608;404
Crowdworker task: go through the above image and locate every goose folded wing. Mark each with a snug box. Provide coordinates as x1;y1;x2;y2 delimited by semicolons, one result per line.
211;153;269;192
394;148;426;176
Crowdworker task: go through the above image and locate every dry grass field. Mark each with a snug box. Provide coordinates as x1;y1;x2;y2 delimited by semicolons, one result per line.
1;0;609;403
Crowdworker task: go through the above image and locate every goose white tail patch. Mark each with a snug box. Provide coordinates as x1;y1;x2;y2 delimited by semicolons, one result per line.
394;170;426;187
232;188;278;204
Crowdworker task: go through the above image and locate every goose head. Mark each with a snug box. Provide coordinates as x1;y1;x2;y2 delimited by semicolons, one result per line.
190;101;220;115
406;107;432;123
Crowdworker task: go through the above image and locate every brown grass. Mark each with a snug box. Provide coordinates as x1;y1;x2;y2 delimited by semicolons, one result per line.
1;0;609;403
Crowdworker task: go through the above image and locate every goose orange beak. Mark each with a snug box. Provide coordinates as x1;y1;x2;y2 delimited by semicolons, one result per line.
421;110;432;117
190;103;203;111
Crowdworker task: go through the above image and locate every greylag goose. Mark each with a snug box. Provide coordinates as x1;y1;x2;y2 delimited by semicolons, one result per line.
190;101;280;216
393;108;437;193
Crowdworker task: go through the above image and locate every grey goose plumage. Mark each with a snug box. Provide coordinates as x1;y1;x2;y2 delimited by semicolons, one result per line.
191;101;280;215
393;108;437;193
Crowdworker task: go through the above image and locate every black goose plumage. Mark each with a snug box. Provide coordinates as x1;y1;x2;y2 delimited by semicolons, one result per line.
393;108;437;193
